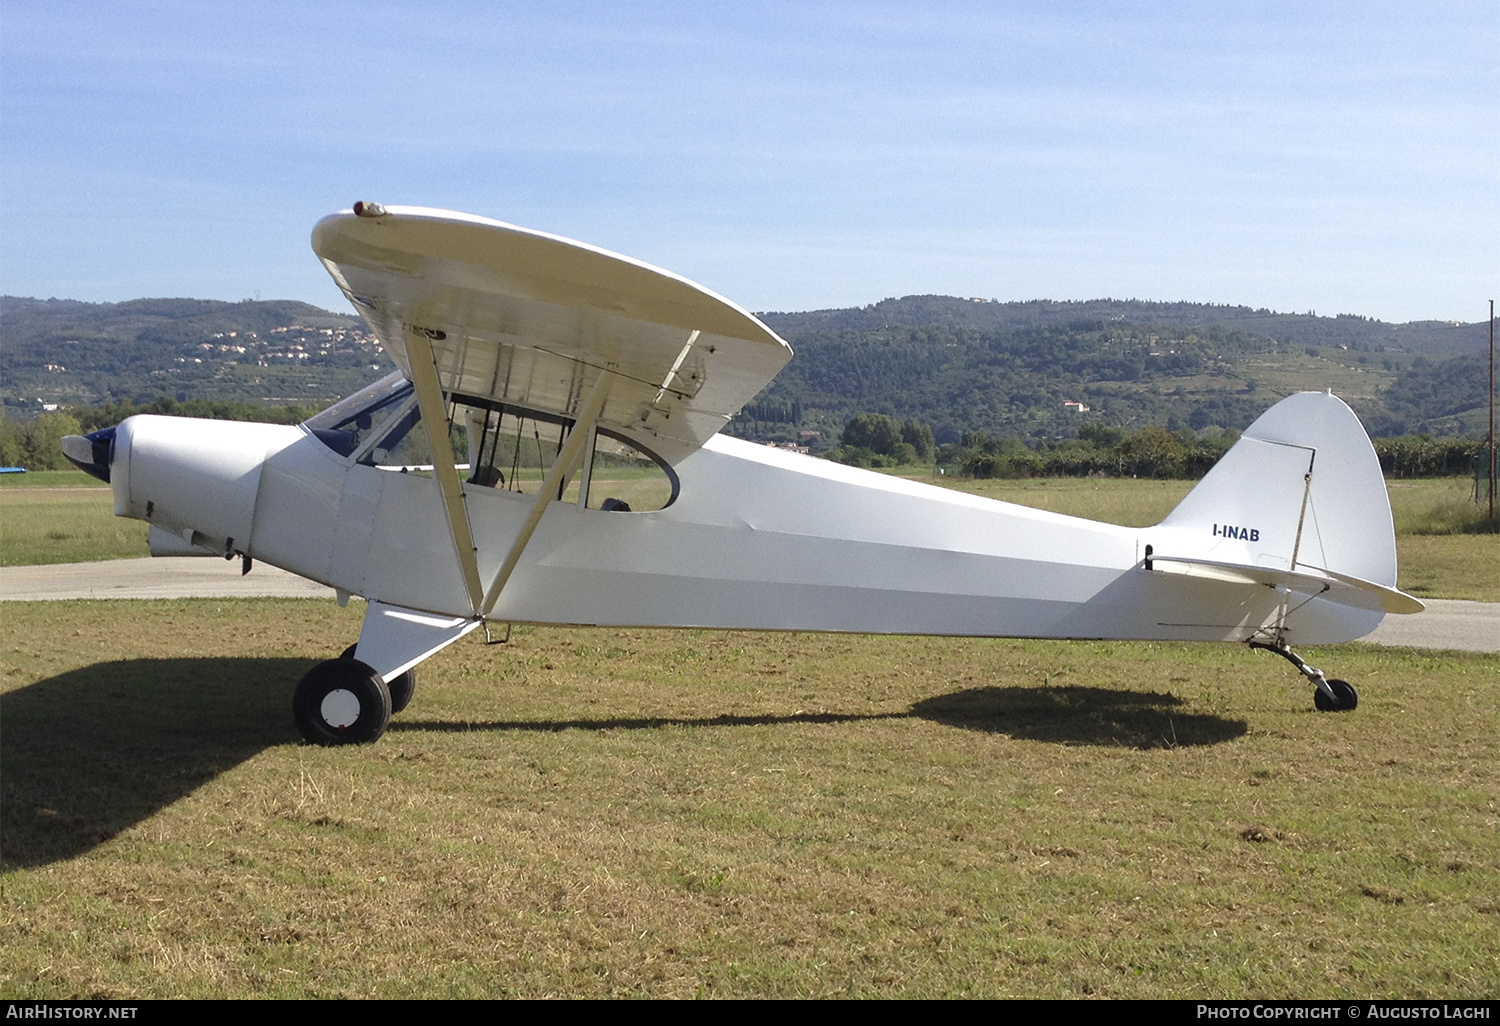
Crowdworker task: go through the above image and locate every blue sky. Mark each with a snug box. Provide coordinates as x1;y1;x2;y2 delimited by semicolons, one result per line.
2;1;1495;322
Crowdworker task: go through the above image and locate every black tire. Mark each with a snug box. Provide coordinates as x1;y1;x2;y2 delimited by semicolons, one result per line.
339;643;415;714
294;658;392;745
1314;678;1358;712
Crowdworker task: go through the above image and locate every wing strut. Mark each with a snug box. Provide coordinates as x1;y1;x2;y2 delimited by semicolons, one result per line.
405;329;486;615
479;368;615;617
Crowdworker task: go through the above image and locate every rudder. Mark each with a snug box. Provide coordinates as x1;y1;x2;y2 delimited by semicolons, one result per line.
1156;391;1399;589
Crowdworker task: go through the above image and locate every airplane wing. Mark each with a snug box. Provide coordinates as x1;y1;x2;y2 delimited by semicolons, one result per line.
312;205;793;464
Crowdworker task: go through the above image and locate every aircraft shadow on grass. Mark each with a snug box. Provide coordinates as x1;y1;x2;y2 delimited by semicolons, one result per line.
394;685;1247;750
2;659;1245;867
1;658;311;869
910;685;1248;748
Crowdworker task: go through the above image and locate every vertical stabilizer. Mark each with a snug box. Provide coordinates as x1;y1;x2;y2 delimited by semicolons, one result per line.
1156;392;1398;589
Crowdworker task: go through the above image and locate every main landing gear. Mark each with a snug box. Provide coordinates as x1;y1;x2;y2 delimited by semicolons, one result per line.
293;645;418;745
1249;639;1358;712
339;644;416;714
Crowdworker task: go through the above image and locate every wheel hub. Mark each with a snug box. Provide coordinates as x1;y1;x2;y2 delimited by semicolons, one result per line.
320;688;362;729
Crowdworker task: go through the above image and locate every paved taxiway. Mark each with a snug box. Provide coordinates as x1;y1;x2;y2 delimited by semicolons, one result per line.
2;557;1495;653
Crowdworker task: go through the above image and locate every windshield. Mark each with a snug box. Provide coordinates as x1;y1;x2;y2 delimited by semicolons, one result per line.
304;372;414;457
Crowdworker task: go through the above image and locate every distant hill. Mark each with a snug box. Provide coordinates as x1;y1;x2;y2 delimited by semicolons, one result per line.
0;296;356;338
1;296;393;412
760;297;1489;356
743;297;1492;446
1;294;1490;442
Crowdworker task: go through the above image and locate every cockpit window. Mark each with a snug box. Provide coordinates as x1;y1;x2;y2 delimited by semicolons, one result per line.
572;431;678;512
452;392;678;511
304;372;414;457
308;379;679;510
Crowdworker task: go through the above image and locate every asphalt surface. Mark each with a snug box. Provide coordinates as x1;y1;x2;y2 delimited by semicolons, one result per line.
2;557;1495;653
0;556;334;600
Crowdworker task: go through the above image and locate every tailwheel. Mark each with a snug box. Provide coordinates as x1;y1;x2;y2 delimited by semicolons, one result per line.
1248;639;1359;713
294;658;392;745
340;643;416;714
1313;678;1358;712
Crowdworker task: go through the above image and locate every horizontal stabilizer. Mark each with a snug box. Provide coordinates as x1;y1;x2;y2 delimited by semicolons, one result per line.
1150;555;1424;614
1303;564;1426;615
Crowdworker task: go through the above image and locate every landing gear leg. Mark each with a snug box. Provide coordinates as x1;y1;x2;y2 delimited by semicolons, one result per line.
1249;639;1358;712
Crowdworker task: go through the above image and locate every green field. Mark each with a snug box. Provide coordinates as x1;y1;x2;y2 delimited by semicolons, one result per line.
2;600;1495;998
0;484;150;565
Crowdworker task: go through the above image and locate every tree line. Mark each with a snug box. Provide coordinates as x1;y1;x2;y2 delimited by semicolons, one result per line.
0;398;318;471
832;412;1489;481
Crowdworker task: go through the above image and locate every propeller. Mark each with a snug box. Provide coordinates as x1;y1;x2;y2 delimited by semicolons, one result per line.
60;427;115;483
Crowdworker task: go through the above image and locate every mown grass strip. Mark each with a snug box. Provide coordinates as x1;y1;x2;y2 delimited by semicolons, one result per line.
3;600;1496;998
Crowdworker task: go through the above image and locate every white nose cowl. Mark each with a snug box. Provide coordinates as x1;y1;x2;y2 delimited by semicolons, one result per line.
110;414;304;558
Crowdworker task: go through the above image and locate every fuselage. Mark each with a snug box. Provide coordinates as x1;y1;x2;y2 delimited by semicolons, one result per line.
104;413;1378;645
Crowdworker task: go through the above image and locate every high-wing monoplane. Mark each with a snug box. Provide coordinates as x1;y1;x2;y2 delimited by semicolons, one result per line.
63;204;1423;744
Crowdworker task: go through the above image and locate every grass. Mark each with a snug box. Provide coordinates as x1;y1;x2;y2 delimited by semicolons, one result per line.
0;470;112;489
1388;536;1499;603
2;599;1496;998
0;483;149;565
1387;477;1499;536
930;473;1194;526
1373;478;1497;602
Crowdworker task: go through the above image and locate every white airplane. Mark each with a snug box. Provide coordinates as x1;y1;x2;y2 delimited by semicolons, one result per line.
63;203;1423;745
